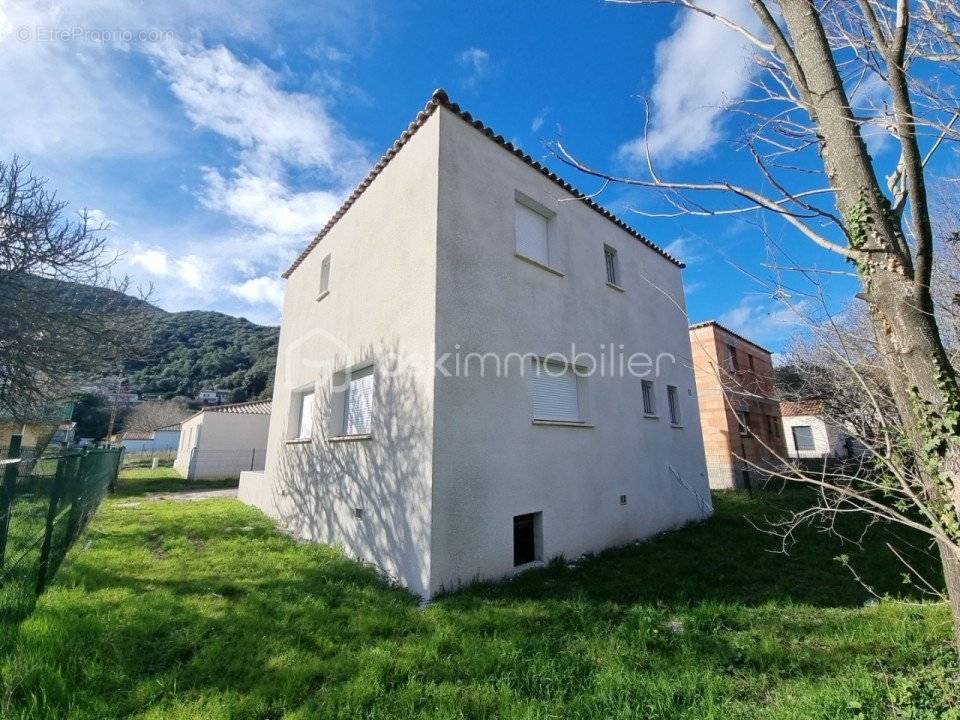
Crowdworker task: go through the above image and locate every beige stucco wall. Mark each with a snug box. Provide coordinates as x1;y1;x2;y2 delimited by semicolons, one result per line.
246;111;441;598
174;412;269;479
427;107;711;593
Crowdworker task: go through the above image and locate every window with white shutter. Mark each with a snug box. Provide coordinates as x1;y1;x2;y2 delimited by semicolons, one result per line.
515;201;550;266
528;359;582;422
344;366;374;435
294;389;314;440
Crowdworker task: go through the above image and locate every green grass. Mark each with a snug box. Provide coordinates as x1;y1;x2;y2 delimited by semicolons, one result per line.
0;479;956;719
111;467;239;497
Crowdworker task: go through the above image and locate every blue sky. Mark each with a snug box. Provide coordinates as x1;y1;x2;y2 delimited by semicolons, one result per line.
1;0;871;350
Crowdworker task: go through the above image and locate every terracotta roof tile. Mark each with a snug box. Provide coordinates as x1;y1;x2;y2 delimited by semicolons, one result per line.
688;320;774;356
780;400;824;416
283;88;682;279
208;400;272;415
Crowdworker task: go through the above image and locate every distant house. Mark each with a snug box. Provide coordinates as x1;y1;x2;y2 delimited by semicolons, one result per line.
781;400;862;459
175;400;271;479
196;389;232;405
1;401;75;454
114;424;181;453
49;421;77;446
689;321;788;489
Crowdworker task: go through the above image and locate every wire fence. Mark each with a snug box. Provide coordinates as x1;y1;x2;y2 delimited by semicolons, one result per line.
0;435;123;624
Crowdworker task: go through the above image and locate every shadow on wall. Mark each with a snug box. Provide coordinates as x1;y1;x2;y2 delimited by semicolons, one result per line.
273;342;432;595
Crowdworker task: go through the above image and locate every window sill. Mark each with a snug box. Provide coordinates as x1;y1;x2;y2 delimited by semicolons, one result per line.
315;290;330;302
285;438;312;445
513;559;545;571
328;433;372;443
532;419;595;428
606;281;625;293
514;252;564;277
671;424;685;429
643;414;659;420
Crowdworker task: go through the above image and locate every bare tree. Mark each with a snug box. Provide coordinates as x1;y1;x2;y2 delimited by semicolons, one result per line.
0;157;141;423
122;399;192;433
553;1;960;644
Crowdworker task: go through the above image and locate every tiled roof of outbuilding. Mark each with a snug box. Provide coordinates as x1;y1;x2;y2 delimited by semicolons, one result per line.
283;89;683;279
208;400;272;415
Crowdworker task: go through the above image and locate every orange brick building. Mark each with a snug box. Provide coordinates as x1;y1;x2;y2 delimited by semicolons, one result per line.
688;321;787;489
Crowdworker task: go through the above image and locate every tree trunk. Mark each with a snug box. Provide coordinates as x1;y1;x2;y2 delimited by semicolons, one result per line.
938;539;960;648
776;0;960;643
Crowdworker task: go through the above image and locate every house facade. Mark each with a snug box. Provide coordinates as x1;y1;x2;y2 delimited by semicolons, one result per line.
689;321;788;489
115;424;181;453
780;400;861;459
239;90;711;598
175;401;270;479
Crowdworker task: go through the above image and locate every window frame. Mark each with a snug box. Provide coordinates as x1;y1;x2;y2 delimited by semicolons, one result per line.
316;253;331;301
342;365;375;437
727;344;739;372
792;425;816;452
738;410;752;436
641;379;657;417
603;244;621;288
528;357;590;425
667;385;682;426
289;386;315;442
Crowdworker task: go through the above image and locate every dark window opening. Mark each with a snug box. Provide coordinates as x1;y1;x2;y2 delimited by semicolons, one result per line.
619;495;627;505
513;512;541;566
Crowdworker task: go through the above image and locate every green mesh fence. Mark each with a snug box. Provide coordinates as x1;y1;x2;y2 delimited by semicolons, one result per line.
0;442;123;623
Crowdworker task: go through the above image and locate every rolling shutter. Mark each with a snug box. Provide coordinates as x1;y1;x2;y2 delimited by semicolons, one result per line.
345;367;374;435
528;360;580;422
515;202;549;265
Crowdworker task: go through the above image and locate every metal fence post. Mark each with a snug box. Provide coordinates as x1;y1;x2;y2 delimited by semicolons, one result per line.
0;434;23;569
36;454;70;594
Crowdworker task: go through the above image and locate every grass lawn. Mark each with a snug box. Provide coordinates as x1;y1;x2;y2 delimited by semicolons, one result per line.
111;466;239;497
0;474;956;719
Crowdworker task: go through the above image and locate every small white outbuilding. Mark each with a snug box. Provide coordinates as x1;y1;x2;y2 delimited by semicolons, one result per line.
174;400;271;480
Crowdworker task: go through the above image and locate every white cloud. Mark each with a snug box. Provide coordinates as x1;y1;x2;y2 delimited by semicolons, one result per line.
718;295;806;344
664;235;704;264
458;47;490;88
129;248;203;289
229;275;285;308
131;249;170;275
619;0;758;166
200;167;342;234
531;107;549;133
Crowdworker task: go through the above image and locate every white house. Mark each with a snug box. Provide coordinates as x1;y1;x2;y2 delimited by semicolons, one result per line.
239;89;711;599
780;400;861;459
116;424;181;453
196;389;232;405
175;400;271;479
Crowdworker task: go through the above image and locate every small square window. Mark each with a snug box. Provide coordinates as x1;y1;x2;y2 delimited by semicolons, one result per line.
667;385;682;426
603;244;619;285
528;358;584;423
317;254;331;300
641;379;656;416
513;512;542;566
792;425;815;451
515;199;550;266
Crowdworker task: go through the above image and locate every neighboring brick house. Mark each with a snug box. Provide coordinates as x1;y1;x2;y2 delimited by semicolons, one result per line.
688;321;787;489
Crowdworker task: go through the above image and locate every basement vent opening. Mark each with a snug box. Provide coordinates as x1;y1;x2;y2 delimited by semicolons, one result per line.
619;495;627;505
353;508;364;519
513;512;542;567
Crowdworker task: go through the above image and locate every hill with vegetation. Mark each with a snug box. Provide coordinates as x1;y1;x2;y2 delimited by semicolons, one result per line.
23;276;280;403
